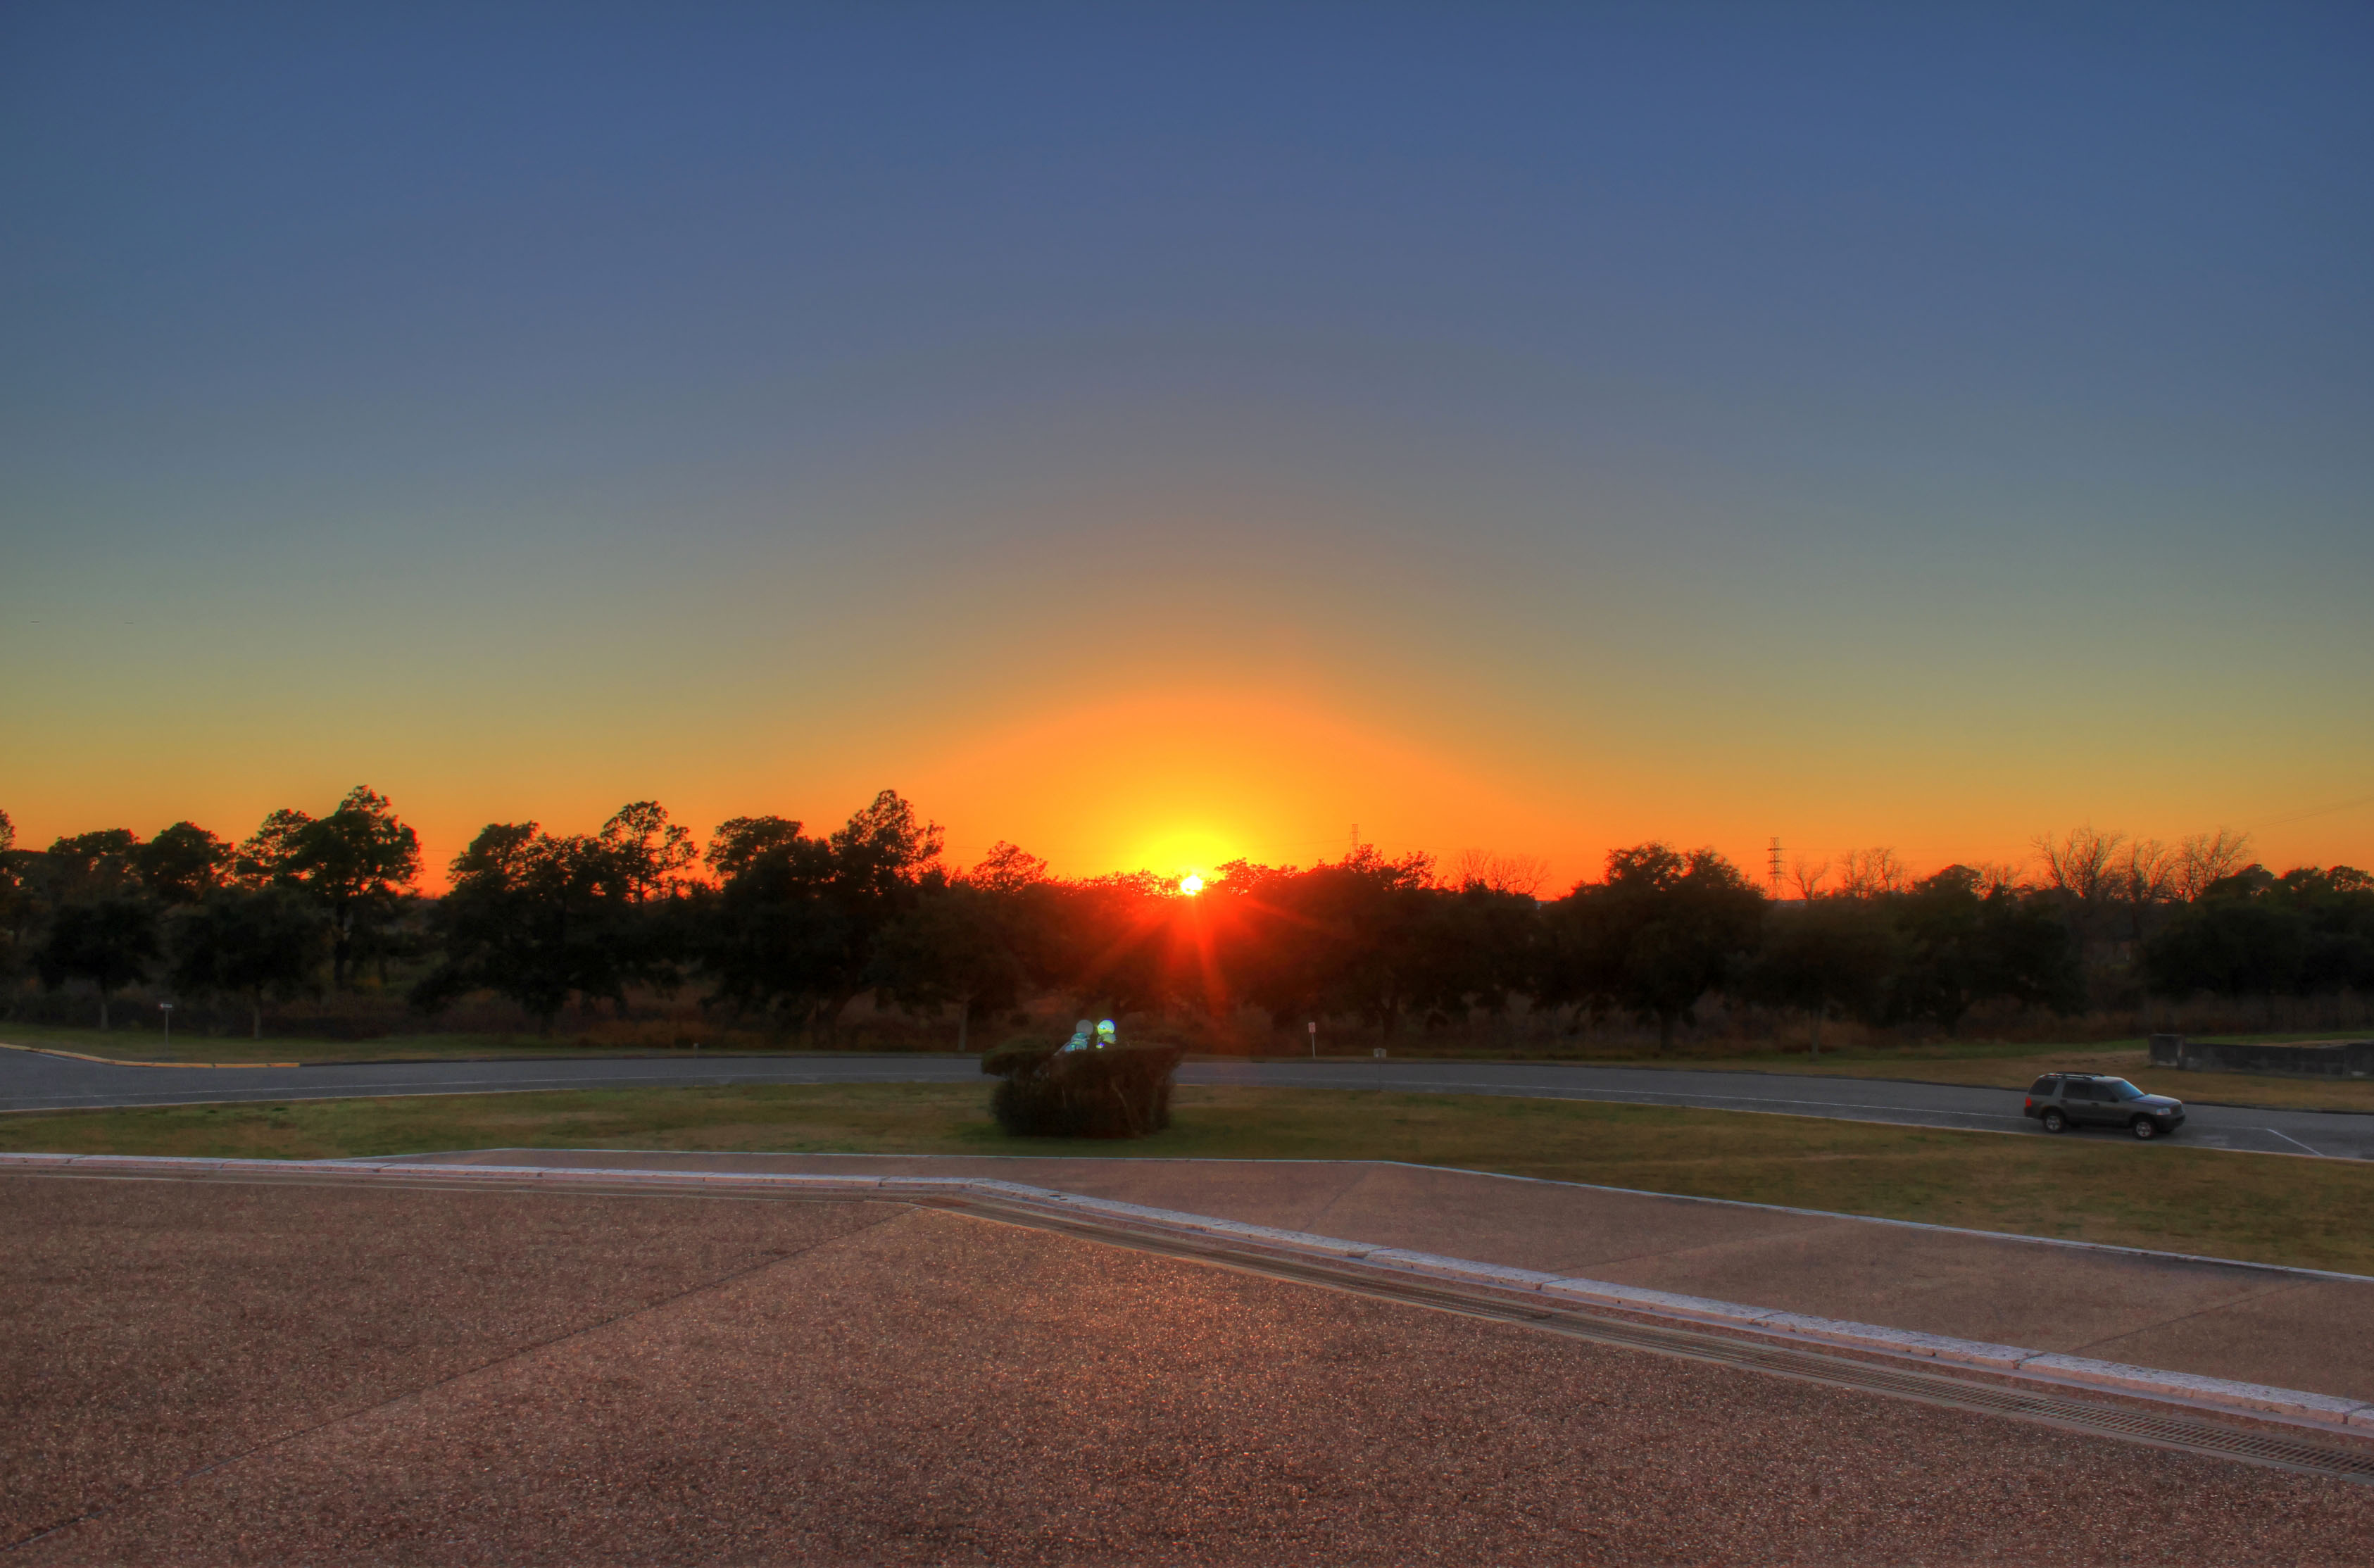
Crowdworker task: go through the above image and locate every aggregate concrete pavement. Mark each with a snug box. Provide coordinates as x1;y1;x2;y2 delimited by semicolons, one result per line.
387;1148;2374;1407
8;1040;2373;1158
8;1172;2370;1564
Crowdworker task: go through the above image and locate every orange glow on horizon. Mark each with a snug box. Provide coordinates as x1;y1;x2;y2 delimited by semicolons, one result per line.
4;684;2368;896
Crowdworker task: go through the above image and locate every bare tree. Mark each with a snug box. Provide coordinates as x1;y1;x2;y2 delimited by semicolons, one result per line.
1788;855;1829;902
2109;838;2177;1027
1966;860;2026;897
2113;839;2175;915
2173;828;2252;903
1451;849;1548;897
1833;848;1909;899
2033;825;2123;905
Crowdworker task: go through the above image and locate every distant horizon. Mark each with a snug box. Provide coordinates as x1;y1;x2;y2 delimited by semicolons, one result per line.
6;778;2354;901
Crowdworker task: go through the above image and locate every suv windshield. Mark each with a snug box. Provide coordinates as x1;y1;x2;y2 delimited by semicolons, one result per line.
2103;1079;2144;1100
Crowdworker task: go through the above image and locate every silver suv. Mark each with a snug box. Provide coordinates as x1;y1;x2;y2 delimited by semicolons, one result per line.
2024;1073;2185;1140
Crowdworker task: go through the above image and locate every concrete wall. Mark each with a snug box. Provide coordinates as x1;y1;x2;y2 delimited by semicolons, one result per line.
2149;1034;2374;1079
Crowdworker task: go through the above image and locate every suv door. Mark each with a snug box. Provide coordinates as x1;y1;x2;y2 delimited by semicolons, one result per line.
2062;1081;2104;1124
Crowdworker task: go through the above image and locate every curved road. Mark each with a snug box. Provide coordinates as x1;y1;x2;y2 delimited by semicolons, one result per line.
4;1045;2370;1161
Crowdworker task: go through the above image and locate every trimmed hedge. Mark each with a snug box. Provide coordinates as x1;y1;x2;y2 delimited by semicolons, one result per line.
981;1038;1187;1139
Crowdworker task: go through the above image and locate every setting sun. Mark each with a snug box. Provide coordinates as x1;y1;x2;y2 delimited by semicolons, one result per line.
1179;873;1205;896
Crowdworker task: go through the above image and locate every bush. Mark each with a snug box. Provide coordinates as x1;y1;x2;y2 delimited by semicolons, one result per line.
982;1037;1186;1139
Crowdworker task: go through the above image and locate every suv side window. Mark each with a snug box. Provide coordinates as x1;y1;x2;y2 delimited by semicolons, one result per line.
2063;1081;2099;1102
2030;1077;2058;1095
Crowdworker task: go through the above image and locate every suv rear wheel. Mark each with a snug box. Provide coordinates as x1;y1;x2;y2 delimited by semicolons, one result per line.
2040;1108;2068;1133
2130;1116;2159;1140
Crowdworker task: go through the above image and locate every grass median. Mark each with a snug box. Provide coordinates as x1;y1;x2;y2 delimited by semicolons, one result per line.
5;1082;2370;1276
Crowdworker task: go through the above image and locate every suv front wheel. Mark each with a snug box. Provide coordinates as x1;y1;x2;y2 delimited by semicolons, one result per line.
2130;1117;2159;1140
2040;1108;2068;1134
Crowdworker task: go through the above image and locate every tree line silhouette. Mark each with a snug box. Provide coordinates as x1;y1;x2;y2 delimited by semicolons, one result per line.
1;790;2368;1046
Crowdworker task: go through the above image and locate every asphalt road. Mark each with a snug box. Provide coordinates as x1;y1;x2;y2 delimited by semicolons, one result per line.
6;1043;2372;1160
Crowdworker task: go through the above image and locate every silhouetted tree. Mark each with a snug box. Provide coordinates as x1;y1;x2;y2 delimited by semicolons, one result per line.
1541;843;1764;1051
698;791;946;1036
2034;824;2125;959
1401;881;1542;1033
1036;871;1186;1022
2147;865;2374;1001
2171;829;2252;903
44;829;143;899
598;800;699;902
1744;896;1899;1055
134;822;231;905
1888;866;2083;1029
172;887;326;1037
39;894;160;1029
415;820;653;1029
241;786;420;988
880;879;1033;1050
0;808;23;994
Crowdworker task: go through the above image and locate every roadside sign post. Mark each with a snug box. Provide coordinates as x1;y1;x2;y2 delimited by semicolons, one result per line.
1307;1021;1317;1060
159;1002;172;1049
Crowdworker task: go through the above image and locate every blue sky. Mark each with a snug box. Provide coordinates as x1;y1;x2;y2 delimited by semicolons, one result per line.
5;4;2369;878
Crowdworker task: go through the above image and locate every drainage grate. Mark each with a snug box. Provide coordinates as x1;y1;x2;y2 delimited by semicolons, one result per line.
953;1196;2374;1488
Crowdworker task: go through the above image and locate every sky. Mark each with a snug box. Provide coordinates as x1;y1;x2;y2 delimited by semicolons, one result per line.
4;3;2370;889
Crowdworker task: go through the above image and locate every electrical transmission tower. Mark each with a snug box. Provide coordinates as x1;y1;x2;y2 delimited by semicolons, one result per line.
1768;836;1785;896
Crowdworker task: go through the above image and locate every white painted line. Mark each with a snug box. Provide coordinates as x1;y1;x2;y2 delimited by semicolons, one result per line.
2265;1127;2326;1158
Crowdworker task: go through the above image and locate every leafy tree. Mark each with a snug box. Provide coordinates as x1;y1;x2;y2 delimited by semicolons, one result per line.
1397;881;1541;1033
879;879;1032;1050
0;808;21;991
38;894;160;1029
1541;843;1764;1051
414;821;644;1029
45;829;143;898
171;887;326;1037
134;822;232;905
698;815;837;1028
1036;870;1188;1021
1217;848;1441;1036
704;815;808;879
967;840;1050;893
1745;895;1899;1055
2147;865;2374;1000
1888;867;2083;1029
698;791;946;1036
598;800;698;902
241;786;420;988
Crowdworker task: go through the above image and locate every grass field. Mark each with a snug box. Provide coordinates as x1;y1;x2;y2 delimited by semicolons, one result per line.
5;1081;2370;1277
1652;1039;2374;1112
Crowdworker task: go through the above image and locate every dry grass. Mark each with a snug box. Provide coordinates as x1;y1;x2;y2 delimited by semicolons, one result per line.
1640;1042;2374;1111
4;1082;2370;1276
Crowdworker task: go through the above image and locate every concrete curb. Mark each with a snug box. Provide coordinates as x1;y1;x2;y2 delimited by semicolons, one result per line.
9;1150;2373;1436
0;1041;299;1069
